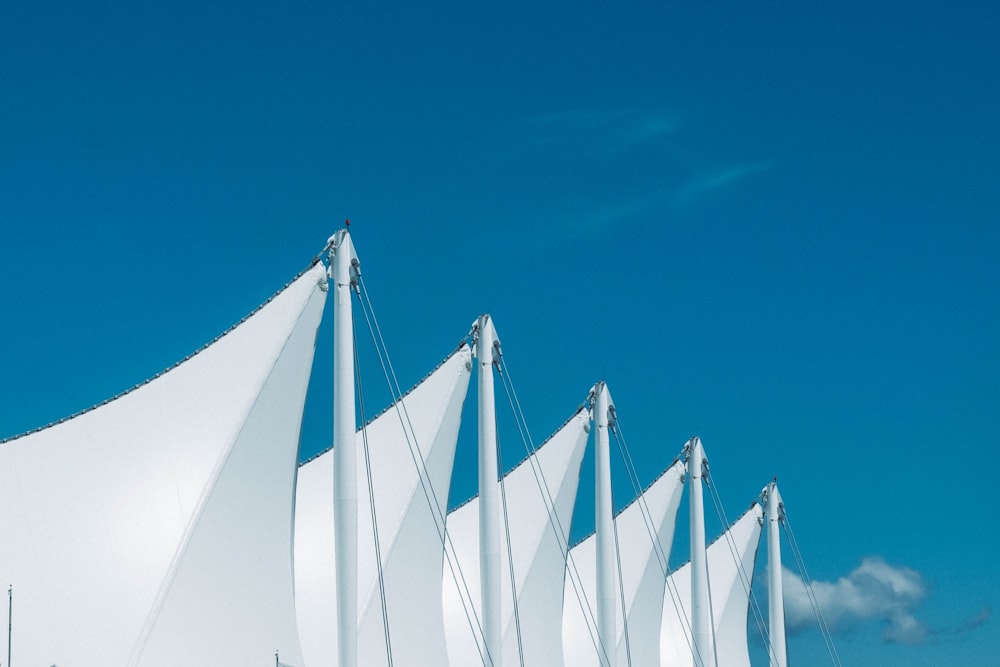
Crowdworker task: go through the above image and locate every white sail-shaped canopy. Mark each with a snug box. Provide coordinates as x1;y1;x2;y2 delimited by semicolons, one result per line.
294;345;472;667
562;458;686;667
443;408;591;667
660;503;764;667
0;262;329;667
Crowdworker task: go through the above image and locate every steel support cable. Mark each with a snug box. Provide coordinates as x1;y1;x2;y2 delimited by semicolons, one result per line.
610;425;670;575
690;467;718;667
781;514;843;667
496;429;527;667
494;357;612;666
495;359;615;665
783;520;840;666
495;362;608;664
606;425;659;667
702;536;720;667
358;286;491;666
612;517;633;667
708;479;771;651
704;472;776;667
353;319;394;667
358;286;492;667
356;279;493;667
612;428;698;660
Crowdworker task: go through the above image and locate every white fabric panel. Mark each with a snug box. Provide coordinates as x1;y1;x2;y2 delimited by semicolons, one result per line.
660;504;764;667
0;263;329;667
137;270;327;666
562;459;686;667
442;409;590;667
294;346;472;667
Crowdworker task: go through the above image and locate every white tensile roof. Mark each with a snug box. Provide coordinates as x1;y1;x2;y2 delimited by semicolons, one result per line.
1;254;774;667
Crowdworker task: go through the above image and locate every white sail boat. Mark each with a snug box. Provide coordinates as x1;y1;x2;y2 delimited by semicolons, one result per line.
0;229;808;666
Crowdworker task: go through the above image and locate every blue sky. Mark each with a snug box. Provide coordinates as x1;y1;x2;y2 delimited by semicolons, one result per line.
2;2;998;664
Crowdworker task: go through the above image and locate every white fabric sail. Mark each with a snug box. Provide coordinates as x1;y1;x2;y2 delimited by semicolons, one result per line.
562;458;686;667
442;408;591;667
0;262;329;667
294;345;472;667
660;503;764;667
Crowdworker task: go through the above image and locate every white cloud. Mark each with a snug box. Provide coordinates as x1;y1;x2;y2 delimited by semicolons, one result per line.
671;161;774;209
782;556;930;644
488;108;775;241
956;605;991;633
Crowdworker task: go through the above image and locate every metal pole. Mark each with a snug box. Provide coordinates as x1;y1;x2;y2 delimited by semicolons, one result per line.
688;437;713;667
594;382;616;667
331;229;359;667
765;482;788;667
476;315;501;666
7;585;11;667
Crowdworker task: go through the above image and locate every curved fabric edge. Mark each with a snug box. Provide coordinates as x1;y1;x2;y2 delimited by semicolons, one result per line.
1;261;326;445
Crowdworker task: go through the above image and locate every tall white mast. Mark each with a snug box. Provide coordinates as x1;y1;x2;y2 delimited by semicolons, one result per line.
687;436;714;667
475;315;502;666
593;382;616;667
330;229;360;667
764;481;788;667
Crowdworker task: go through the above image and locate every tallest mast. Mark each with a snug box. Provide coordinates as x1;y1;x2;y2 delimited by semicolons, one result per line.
687;436;714;667
593;382;616;667
475;315;502;666
330;228;360;667
764;481;788;667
